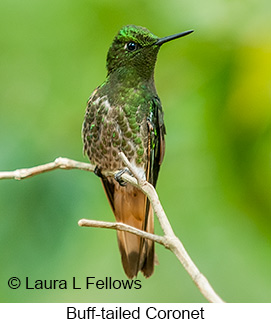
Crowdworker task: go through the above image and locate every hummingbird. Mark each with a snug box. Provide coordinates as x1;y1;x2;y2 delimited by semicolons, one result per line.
82;25;193;279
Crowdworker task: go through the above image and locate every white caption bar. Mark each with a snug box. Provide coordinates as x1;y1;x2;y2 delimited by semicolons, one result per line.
1;303;270;322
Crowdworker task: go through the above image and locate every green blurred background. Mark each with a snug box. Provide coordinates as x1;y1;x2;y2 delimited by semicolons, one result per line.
0;0;270;303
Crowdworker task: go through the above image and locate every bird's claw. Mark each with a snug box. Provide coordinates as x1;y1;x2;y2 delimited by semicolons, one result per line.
114;168;132;186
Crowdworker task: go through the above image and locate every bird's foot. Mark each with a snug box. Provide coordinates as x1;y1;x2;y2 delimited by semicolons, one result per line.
114;167;132;186
94;166;103;178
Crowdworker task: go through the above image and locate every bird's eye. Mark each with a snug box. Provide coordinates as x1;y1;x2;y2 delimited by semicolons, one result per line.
126;41;138;51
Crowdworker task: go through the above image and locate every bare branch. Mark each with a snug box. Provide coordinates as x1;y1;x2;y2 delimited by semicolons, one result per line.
0;155;224;302
78;219;166;246
120;152;224;302
0;157;95;180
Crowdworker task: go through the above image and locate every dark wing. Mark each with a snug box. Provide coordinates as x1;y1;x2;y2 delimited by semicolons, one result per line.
147;95;166;188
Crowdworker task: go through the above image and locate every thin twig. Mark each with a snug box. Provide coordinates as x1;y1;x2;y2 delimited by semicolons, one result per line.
0;155;224;302
78;219;166;246
0;157;95;180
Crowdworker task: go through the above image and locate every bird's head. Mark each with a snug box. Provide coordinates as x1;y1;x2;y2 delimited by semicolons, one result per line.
106;25;193;81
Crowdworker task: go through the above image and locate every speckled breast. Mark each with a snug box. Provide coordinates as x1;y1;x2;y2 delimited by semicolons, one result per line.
83;93;148;173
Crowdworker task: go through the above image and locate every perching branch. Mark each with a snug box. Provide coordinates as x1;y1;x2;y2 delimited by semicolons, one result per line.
0;157;95;180
0;153;224;303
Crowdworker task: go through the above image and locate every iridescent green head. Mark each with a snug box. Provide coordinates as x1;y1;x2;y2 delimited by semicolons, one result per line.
106;25;193;80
